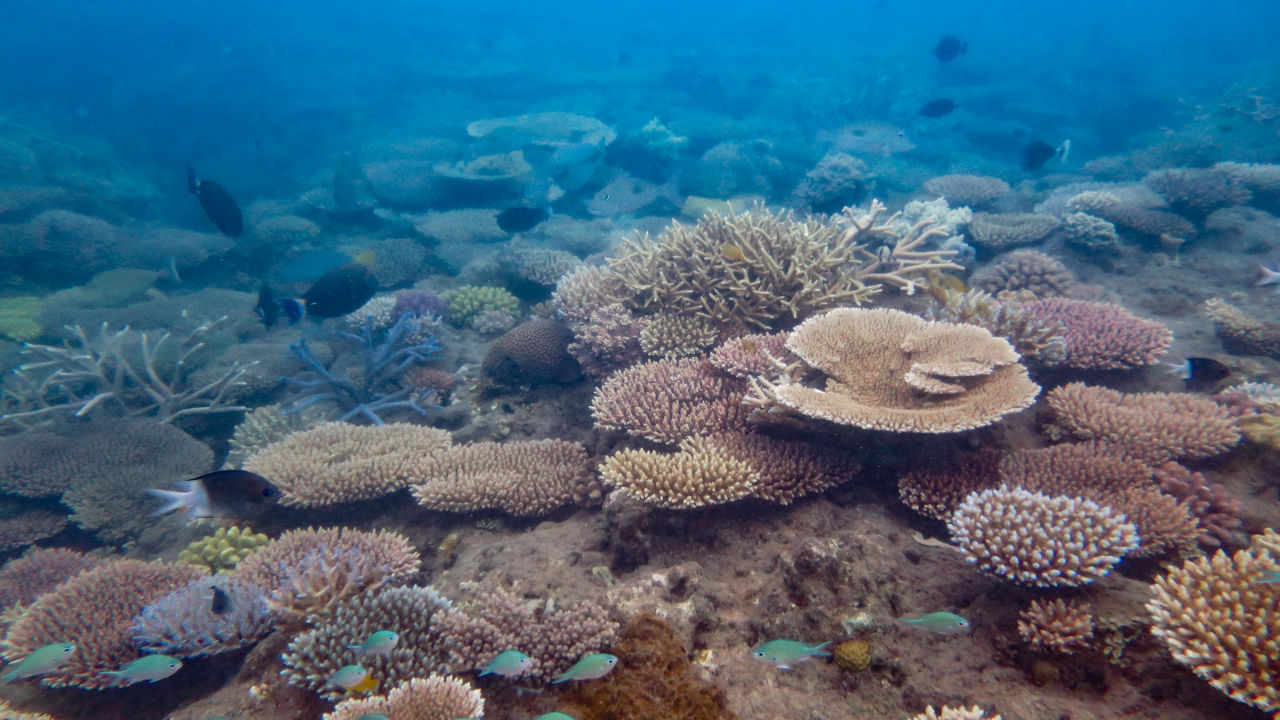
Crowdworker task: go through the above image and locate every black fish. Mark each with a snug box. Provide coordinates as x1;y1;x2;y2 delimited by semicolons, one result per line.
919;98;958;117
187;167;244;237
1169;357;1231;389
255;284;280;328
933;35;967;63
496;206;550;234
303;263;378;318
147;470;279;520
209;586;231;615
1021;140;1068;170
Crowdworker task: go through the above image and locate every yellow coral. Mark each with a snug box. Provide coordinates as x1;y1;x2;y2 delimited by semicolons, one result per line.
443;285;520;327
0;296;41;341
178;526;270;572
1238;413;1280;451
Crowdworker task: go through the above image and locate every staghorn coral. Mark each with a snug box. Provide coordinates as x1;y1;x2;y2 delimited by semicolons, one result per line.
433;588;618;684
926;288;1066;366
966;212;1058;250
1046;382;1241;463
747;308;1038;433
409;439;592;516
638;312;719;358
443;285;520;328
948;485;1139;587
608;202;959;336
1152;462;1247;549
1146;530;1280;716
970;250;1073;298
244;422;452;507
1142;167;1250;221
132;574;276;657
1017;598;1095;655
0;548;101;609
480;319;582;391
1;559;203;689
232;527;420;617
283;585;454;701
592;357;752;445
1060;211;1121;252
1022;298;1171;370
177;526;271;572
923;174;1010;208
323;674;484;720
908;707;1001;720
1204;297;1280;359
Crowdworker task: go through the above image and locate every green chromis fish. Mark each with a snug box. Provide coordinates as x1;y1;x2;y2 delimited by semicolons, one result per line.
750;639;832;670
353;715;389;720
347;630;399;656
551;653;618;683
328;664;370;690
1255;571;1280;584
478;649;533;677
896;612;971;635
535;714;577;720
0;642;76;683
99;654;183;685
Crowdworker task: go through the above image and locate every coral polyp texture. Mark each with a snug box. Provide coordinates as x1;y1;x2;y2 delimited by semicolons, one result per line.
409;439;593;516
926;287;1066;366
244;422;452;507
1146;530;1280;716
1;559;203;689
1204;297;1280;360
231;527;420;617
922;174;1010;207
283;585;453;701
1017;598;1095;655
591;357;752;445
177;526;271;572
1046;382;1241;463
132;575;276;657
969;249;1074;298
966;212;1058;250
601;435;760;509
322;674;484;720
947;485;1139;587
748;308;1039;433
0;548;102;609
1021;298;1171;370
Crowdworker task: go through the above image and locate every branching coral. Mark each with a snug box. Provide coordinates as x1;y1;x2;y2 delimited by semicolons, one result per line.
926;288;1066;366
970;250;1073;298
1017;598;1095;655
283;585;454;701
244;422;452;507
1022;298;1171;370
0;548;101;609
747;308;1038;433
591;357;752;445
0;318;253;429
409;439;592;516
323;674;484;720
1146;530;1280;716
948;485;1139;587
1;559;203;689
1204;298;1280;359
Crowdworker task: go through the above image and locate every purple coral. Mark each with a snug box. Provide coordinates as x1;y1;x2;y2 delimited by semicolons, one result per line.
392;289;448;320
132;575;277;657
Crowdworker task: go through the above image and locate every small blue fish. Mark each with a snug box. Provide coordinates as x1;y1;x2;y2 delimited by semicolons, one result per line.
1258;264;1280;293
99;654;183;685
347;630;399;656
0;642;76;683
896;612;971;635
535;713;577;720
327;664;370;690
750;639;831;670
1256;571;1280;584
478;649;532;677
551;653;618;683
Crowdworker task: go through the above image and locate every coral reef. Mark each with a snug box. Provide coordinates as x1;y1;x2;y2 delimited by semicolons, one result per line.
232;527;420;617
637;312;719;358
966;212;1058;250
970;250;1074;298
948;485;1139;587
923;174;1010;208
0;296;41;342
1142;167;1250;221
1;559;203;689
1066;190;1194;246
1046;383;1241;463
283;585;453;701
132;574;276;657
443;285;520;328
1146;529;1280;716
0;548;101;609
708;331;793;379
432;588;618;684
323;674;484;720
909;707;1001;720
1151;462;1247;549
926;288;1066;366
1017;598;1095;655
566;302;649;378
409;439;593;516
1204;297;1280;359
1060;211;1120;252
1022;298;1171;370
591;357;751;445
177;526;272;572
223;403;327;468
746;308;1039;433
480;318;582;391
792;151;869;213
244;422;452;507
553;264;626;324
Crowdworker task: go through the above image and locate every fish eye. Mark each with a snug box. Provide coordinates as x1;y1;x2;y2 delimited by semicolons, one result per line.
602;194;610;200
263;488;275;497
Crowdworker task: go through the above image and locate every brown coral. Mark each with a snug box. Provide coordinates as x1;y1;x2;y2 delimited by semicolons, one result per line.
897;449;1003;521
708;331;793;380
0;548;101;610
909;707;1001;720
1017;598;1095;654
1046;382;1241;463
923;174;1010;207
967;212;1058;250
948;485;1139;587
749;308;1038;433
970;250;1074;298
1146;530;1280;716
926;288;1066;366
409;439;592;516
1152;462;1247;549
244;422;452;507
600;435;760;509
638;312;719;357
1204;297;1280;359
591;357;752;445
481;318;582;390
1;559;203;689
323;674;484;720
1022;298;1171;370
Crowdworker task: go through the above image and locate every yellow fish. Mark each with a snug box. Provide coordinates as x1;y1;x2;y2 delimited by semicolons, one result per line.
722;243;746;262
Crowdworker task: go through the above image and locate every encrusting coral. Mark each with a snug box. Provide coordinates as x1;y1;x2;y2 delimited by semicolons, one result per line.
948;485;1139;587
1146;529;1280;716
410;439;595;516
244;422;452;507
177;526;271;572
322;674;484;720
746;308;1039;433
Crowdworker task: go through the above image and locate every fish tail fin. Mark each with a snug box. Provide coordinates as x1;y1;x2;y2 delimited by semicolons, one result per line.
186;167;198;195
146;481;210;518
811;640;834;656
1057;139;1071;163
658;174;683;207
477;669;492;677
